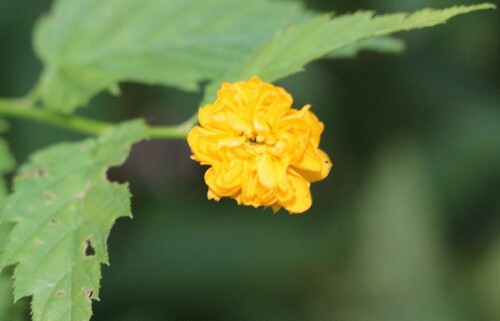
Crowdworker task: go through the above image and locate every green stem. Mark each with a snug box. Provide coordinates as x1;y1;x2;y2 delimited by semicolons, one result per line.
0;98;192;139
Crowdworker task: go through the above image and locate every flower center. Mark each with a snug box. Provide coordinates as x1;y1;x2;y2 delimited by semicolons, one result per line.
243;129;283;155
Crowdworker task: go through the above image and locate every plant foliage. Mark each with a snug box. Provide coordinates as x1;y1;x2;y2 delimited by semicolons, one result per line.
0;0;494;320
0;120;16;321
34;0;493;112
0;121;147;321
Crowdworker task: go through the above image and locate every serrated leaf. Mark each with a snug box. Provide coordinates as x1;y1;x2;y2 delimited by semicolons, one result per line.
34;0;308;113
0;268;15;321
35;0;493;113
0;120;147;321
0;229;18;321
202;3;494;101
0;120;17;321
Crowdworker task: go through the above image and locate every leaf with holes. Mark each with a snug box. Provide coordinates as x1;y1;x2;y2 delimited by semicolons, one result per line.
0;120;147;321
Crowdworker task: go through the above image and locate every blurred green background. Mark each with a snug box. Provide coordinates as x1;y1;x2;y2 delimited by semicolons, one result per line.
1;0;499;320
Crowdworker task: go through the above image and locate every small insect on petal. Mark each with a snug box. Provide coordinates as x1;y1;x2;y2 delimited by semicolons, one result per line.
187;76;331;213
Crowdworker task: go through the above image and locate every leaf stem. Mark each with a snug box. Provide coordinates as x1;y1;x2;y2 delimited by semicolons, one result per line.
0;98;191;139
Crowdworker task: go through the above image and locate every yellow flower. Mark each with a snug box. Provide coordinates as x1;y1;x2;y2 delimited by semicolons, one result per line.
187;76;331;214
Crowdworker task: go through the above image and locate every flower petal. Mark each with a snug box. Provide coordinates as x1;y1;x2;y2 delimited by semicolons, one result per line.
282;172;312;214
257;153;277;188
292;147;332;182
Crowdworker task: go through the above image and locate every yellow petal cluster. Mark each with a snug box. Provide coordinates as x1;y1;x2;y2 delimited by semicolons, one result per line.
187;76;331;213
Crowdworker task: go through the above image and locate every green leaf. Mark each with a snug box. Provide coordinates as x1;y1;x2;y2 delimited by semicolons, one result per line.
209;4;494;88
0;120;147;321
0;268;16;321
34;0;308;113
0;236;18;321
328;36;405;59
0;120;17;321
34;0;493;113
